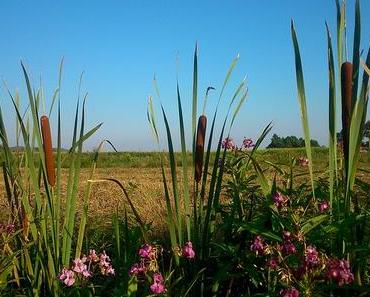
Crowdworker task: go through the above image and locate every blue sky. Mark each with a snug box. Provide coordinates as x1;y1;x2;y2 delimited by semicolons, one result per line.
0;0;369;151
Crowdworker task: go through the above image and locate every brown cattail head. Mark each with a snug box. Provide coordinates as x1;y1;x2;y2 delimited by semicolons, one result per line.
40;115;55;186
195;115;207;183
341;62;353;168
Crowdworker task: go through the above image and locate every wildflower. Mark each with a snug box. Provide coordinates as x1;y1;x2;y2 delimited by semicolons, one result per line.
129;262;147;276
72;258;91;277
182;241;195;259
282;231;291;241
318;201;330;212
280;287;299;297
250;235;266;256
297;157;309;167
281;232;296;255
195;115;207;183
221;137;236;150
267;258;279;270
242;137;254;149
217;157;224;167
99;251;115;275
281;240;296;255
59;268;75;287
304;245;319;268
327;258;354;286
139;244;155;259
0;223;15;234
88;249;99;262
273;192;288;209
150;272;166;295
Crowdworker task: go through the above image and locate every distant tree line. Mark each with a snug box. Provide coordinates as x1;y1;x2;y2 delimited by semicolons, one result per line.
267;134;320;148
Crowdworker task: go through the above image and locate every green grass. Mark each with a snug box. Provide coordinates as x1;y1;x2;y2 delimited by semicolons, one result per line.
2;147;368;169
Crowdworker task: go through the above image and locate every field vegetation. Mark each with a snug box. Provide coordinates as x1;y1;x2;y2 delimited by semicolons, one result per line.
1;1;370;296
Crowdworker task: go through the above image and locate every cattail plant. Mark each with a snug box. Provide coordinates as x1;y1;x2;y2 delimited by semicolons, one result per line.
194;89;213;184
194;115;207;183
40;115;56;187
340;62;353;175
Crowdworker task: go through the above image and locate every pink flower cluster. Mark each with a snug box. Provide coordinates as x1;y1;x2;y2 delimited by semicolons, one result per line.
242;137;254;149
221;137;236;150
150;273;166;295
59;250;114;287
130;244;167;295
182;241;195;259
304;245;319;269
0;223;15;234
280;287;299;297
250;235;266;256
281;231;296;255
318;200;330;213
327;258;354;286
297;157;309;167
273;192;289;209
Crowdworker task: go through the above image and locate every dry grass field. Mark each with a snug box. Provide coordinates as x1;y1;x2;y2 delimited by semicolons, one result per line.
1;149;369;234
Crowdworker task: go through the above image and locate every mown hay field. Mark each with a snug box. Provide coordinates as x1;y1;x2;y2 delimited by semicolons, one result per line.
1;148;369;232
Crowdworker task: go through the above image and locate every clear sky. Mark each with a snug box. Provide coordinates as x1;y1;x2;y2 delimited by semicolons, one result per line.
0;0;369;151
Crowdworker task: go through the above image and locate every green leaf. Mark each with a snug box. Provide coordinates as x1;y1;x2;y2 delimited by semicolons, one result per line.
301;214;329;235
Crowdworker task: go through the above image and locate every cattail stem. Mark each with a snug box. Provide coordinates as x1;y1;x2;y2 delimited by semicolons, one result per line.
40;116;56;187
195;115;207;183
341;62;353;176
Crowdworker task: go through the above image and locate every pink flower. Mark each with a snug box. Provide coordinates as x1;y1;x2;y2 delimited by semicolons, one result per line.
99;251;115;276
267;258;279;270
327;258;354;286
221;137;236;150
250;236;266;255
319;201;330;212
150;281;166;295
281;240;296;255
273;192;288;209
280;287;299;297
242;137;254;149
182;241;195;259
297;157;309;167
88;249;99;262
304;245;319;268
129;262;147;276
138;244;155;259
150;273;166;295
59;268;75;287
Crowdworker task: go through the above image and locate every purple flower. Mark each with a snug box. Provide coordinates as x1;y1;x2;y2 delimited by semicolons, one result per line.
0;223;15;234
150;272;166;295
319;201;330;212
138;244;155;259
182;241;195;259
59;268;75;287
267;258;279;270
250;236;266;255
150;281;166;295
327;258;354;286
273;192;288;209
129;262;147;276
304;245;319;268
221;137;236;150
280;287;299;297
242;137;254;149
281;240;296;255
